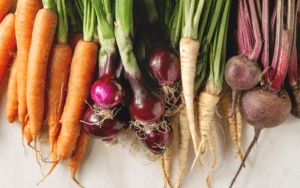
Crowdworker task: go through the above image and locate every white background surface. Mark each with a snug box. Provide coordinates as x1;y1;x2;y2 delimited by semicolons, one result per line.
2;1;300;188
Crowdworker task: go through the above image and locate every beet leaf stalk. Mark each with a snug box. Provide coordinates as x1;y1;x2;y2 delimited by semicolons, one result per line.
115;0;166;126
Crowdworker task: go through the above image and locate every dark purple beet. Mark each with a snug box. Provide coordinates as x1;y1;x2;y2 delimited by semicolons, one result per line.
91;75;125;109
149;44;180;86
82;104;129;139
230;87;291;187
216;55;262;119
128;77;165;123
139;125;173;154
239;87;291;128
225;55;261;91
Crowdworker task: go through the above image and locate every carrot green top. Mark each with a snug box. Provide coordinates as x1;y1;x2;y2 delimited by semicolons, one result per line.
83;0;96;42
42;0;56;10
56;0;68;44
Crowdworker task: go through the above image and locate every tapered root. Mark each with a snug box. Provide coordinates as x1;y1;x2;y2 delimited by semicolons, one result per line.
229;128;262;188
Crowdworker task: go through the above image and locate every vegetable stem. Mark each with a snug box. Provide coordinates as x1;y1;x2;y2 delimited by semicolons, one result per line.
83;0;96;42
42;0;56;10
57;0;68;44
115;0;141;77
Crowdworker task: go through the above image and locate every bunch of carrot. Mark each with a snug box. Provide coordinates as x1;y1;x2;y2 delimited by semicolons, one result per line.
2;0;98;187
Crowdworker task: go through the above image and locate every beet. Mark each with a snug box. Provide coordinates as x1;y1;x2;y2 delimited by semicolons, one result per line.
230;87;291;187
149;44;180;86
82;104;129;139
239;87;291;128
216;55;262;119
138;125;173;154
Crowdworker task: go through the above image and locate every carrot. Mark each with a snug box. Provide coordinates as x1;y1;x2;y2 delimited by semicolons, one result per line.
56;0;97;160
206;120;217;188
38;143;59;184
159;158;167;188
6;55;18;123
175;105;190;188
45;0;73;154
69;128;89;188
0;13;16;85
57;39;97;159
179;37;201;161
45;43;72;153
164;114;178;187
27;3;58;151
24;119;33;145
0;0;14;23
15;0;43;132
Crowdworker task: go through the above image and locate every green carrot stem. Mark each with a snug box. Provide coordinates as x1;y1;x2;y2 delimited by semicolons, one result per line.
57;0;68;44
75;0;84;21
43;0;56;10
83;0;96;42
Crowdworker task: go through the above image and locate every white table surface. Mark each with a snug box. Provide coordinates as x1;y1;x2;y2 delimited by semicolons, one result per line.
2;1;300;188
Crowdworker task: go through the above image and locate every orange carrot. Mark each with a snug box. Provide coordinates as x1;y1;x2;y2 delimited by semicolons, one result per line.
24;119;33;145
27;8;57;150
0;0;14;22
0;13;16;85
15;0;43;132
45;43;72;153
6;55;18;123
69;128;89;188
57;39;98;159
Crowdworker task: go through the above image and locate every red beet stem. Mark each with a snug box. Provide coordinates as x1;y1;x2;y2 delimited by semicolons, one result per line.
238;0;253;57
270;0;295;90
288;42;298;87
287;0;299;87
243;0;255;49
270;31;291;91
248;0;263;62
270;4;277;49
255;0;262;22
261;0;270;84
237;0;245;54
270;1;283;79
